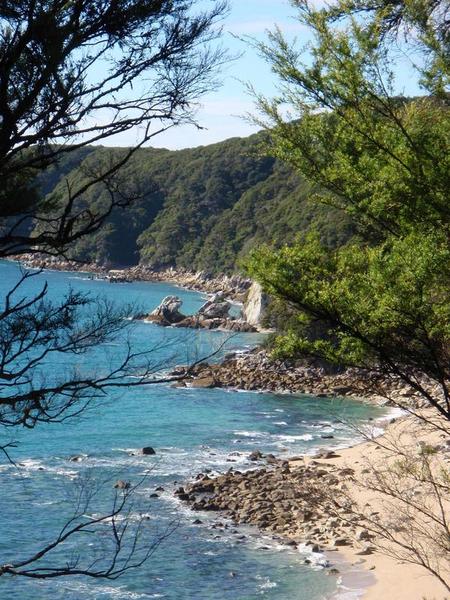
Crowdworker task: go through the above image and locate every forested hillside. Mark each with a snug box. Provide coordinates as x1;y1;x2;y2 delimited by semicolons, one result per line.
38;133;353;273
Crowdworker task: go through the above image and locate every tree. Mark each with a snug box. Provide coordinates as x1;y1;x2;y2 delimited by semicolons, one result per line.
0;0;228;257
246;0;450;589
0;0;228;582
246;0;450;420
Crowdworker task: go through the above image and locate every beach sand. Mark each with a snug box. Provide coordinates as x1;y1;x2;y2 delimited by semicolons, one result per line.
291;411;450;600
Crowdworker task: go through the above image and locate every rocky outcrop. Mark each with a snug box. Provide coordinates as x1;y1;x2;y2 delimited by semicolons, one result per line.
145;296;186;325
243;282;269;327
141;295;257;332
175;349;439;407
198;292;230;319
175;458;375;555
173;316;256;332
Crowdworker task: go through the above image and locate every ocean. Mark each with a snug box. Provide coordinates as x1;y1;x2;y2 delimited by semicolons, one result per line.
0;261;387;599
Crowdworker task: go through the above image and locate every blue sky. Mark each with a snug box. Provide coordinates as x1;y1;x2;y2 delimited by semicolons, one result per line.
109;0;420;150
106;0;315;149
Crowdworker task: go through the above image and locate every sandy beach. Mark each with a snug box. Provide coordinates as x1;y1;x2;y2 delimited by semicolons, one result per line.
178;406;449;600
291;411;450;600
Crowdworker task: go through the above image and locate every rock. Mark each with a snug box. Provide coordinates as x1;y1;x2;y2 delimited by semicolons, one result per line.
69;455;83;462
243;282;269;327
192;519;203;525
177;493;190;501
355;545;375;555
332;537;350;547
248;450;264;461
150;493;159;498
315;449;340;459
265;454;278;464
114;480;131;489
356;529;372;541
198;298;231;319
332;386;353;395
311;544;321;553
142;446;156;455
147;296;186;325
190;376;217;389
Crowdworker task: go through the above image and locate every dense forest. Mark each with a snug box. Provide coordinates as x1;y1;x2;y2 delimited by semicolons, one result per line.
36;133;353;273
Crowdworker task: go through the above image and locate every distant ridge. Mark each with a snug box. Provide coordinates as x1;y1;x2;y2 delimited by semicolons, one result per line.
36;132;353;274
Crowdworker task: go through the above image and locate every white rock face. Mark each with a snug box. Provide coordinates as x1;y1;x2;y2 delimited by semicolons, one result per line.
243;282;268;327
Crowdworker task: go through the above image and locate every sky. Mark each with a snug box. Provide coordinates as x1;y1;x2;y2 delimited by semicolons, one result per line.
107;0;420;150
150;0;304;149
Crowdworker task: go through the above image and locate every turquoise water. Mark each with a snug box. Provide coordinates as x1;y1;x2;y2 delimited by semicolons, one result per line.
0;261;386;599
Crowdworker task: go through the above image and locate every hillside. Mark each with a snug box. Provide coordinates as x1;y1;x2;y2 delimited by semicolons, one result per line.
37;133;353;274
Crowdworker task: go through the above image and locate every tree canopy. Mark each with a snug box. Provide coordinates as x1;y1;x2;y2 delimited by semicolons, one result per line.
0;0;227;257
246;0;450;418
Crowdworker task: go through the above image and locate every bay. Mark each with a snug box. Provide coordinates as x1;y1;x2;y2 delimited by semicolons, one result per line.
0;261;386;599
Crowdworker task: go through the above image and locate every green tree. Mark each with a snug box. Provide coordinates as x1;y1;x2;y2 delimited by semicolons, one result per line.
246;0;450;419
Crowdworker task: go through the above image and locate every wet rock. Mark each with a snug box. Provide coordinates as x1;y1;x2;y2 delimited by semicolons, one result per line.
142;446;156;455
69;455;83;462
114;480;131;489
249;450;264;461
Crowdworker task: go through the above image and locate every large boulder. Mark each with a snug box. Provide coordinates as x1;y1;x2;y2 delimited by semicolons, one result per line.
243;282;269;328
198;293;230;319
190;376;218;388
200;302;230;319
148;296;186;325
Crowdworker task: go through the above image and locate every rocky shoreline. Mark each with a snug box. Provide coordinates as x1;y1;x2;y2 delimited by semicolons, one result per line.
174;450;375;561
173;348;435;410
14;254;252;301
171;411;449;600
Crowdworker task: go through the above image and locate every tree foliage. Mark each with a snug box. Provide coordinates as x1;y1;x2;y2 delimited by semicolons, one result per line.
0;0;227;257
0;0;228;582
27;133;355;271
246;0;450;418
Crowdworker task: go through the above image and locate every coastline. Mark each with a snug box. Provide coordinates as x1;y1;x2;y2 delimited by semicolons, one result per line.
12;254;252;301
176;348;439;412
312;414;449;600
175;410;449;600
8;257;448;598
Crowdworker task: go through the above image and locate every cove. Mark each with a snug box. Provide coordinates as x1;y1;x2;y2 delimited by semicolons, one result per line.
0;261;387;600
